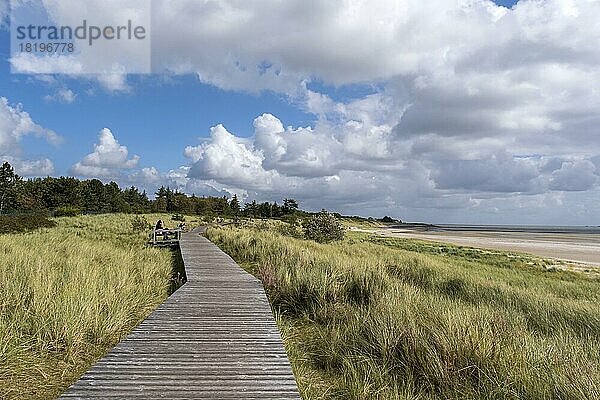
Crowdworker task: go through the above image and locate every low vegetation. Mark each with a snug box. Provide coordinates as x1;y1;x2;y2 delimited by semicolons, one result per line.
0;214;188;400
303;211;345;243
0;215;56;234
207;225;600;399
131;214;152;232
4;191;594;399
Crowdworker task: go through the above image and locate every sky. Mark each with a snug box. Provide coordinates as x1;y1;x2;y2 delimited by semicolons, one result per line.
1;0;600;225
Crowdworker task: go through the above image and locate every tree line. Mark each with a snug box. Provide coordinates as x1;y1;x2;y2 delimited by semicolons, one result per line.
0;162;302;218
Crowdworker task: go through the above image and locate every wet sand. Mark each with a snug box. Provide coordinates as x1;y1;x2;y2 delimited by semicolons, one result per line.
354;227;600;267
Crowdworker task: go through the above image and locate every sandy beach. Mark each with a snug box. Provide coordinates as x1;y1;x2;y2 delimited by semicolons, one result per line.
355;227;600;267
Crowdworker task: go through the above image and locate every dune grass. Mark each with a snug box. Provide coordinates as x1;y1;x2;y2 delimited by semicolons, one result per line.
0;215;56;234
206;226;600;399
0;213;191;400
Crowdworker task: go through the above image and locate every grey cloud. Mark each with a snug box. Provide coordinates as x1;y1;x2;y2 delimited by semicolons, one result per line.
539;157;564;174
591;156;600;170
549;160;598;192
431;153;542;193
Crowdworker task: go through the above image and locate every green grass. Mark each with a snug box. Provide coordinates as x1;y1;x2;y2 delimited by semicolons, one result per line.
364;234;560;270
206;225;600;399
0;213;192;400
340;217;383;230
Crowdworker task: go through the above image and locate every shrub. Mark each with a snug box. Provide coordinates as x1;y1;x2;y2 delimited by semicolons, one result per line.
303;210;345;243
0;215;56;234
54;207;81;217
130;215;151;232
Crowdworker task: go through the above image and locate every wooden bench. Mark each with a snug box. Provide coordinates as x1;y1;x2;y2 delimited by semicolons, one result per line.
148;228;182;247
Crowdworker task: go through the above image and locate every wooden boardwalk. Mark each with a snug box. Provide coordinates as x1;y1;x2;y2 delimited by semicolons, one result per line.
60;228;300;399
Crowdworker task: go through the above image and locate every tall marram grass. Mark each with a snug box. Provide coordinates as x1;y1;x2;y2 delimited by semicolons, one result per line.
0;214;177;400
207;226;600;400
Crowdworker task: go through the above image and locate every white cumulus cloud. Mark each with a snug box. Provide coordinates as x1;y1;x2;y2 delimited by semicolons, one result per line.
186;124;276;190
44;88;77;104
0;97;60;176
72;128;140;177
182;108;600;224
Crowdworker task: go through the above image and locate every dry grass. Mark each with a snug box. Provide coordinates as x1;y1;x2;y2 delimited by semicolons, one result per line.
0;213;190;399
207;225;600;400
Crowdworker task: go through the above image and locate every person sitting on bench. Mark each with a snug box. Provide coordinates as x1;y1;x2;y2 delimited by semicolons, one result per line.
155;220;171;240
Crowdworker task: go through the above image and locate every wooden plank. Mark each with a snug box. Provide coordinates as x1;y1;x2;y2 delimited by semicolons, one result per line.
60;227;300;399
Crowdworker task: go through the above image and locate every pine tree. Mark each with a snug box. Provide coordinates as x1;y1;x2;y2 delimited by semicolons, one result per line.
229;194;240;215
283;198;299;214
0;162;21;214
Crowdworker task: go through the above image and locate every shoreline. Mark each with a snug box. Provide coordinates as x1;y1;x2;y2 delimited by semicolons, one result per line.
352;225;600;268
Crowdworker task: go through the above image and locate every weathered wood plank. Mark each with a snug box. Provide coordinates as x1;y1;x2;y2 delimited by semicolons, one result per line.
60;227;300;399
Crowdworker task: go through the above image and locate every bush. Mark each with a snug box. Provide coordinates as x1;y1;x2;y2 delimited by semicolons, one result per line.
131;215;151;232
54;207;81;217
303;210;345;243
0;215;56;234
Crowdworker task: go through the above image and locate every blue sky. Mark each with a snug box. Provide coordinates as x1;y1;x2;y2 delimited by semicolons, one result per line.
1;31;316;174
1;0;517;175
1;66;316;174
2;0;600;224
493;0;518;6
